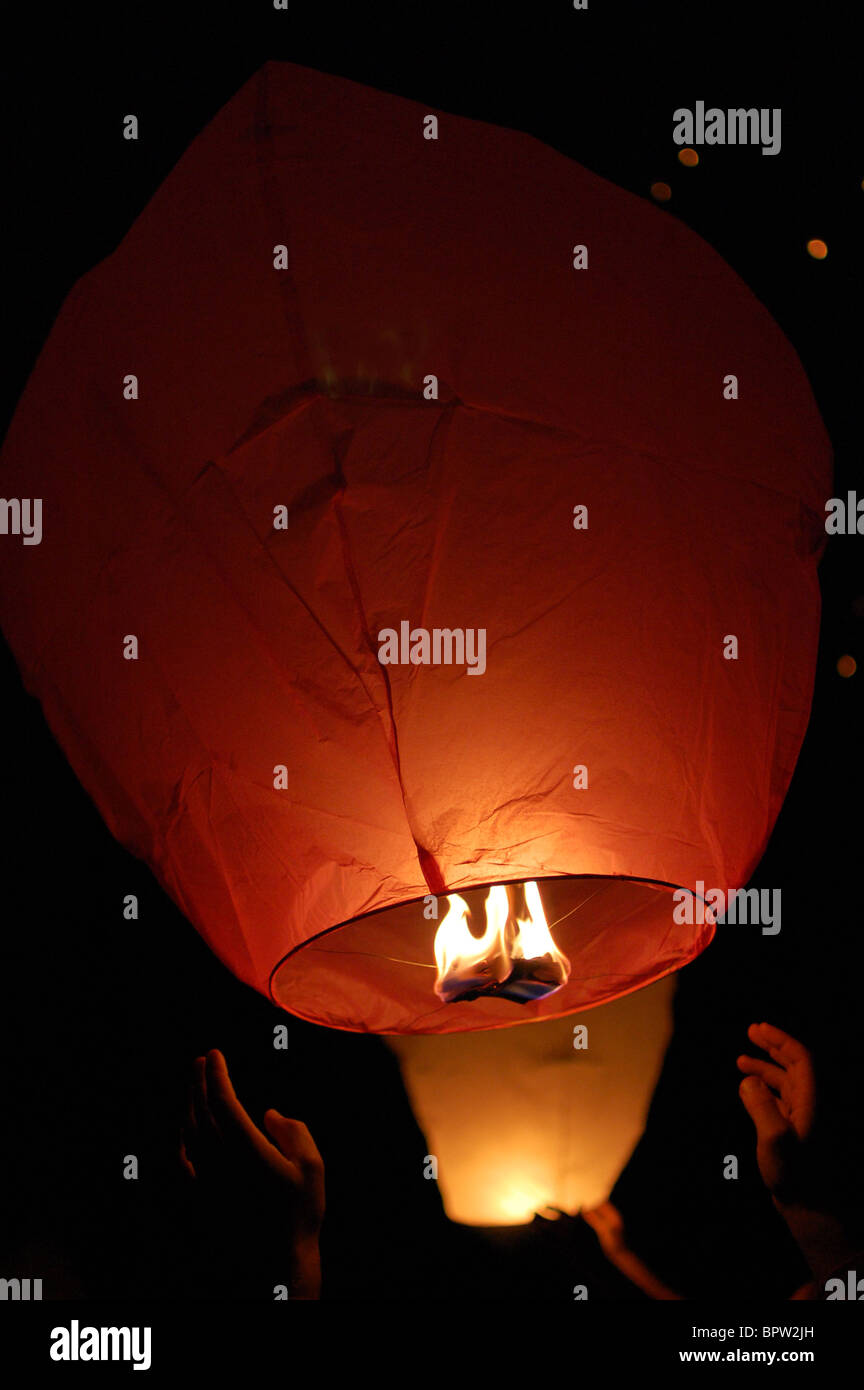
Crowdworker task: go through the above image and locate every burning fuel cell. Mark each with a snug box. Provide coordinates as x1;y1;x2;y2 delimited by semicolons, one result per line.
433;882;570;1004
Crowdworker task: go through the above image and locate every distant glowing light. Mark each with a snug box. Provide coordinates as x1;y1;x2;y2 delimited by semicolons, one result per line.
837;654;857;678
678;148;699;167
651;181;672;202
807;239;828;260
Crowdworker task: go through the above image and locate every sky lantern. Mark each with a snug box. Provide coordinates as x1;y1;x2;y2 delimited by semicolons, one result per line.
387;977;676;1225
0;61;830;1036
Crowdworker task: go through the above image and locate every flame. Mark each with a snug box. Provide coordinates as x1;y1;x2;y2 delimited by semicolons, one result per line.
433;881;570;1004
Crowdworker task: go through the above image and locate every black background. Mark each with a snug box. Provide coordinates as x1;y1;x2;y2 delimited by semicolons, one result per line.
1;1;862;1305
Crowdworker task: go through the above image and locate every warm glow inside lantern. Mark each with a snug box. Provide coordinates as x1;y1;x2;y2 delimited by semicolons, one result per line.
388;977;676;1225
0;62;830;1036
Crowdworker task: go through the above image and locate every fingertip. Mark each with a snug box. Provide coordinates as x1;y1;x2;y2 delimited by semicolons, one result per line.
265;1109;301;1132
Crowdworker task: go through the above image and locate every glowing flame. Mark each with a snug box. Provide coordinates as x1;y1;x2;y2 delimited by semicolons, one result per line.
433;881;570;1004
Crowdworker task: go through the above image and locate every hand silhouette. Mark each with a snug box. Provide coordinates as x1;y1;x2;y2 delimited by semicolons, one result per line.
737;1021;816;1206
180;1048;324;1296
582;1199;682;1299
737;1022;864;1289
582;1200;627;1256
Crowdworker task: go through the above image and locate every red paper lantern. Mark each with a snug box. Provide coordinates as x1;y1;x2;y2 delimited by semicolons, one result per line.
0;63;830;1033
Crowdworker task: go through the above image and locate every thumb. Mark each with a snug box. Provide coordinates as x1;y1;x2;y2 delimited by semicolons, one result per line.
738;1075;792;1145
263;1109;321;1168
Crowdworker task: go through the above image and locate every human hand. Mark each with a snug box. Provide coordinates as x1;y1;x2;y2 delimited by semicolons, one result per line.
737;1022;864;1287
737;1022;816;1207
180;1048;325;1296
582;1200;627;1256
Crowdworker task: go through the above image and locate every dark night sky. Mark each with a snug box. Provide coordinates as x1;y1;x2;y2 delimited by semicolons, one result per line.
1;2;861;1302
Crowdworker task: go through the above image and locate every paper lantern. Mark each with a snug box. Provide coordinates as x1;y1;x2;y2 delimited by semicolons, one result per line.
0;62;829;1034
387;977;676;1225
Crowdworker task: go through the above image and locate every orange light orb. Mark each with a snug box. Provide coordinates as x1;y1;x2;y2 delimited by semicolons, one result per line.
807;239;828;260
651;181;672;202
678;148;699;167
837;654;857;678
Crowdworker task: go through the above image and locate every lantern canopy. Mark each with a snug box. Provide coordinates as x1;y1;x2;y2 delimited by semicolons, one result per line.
0;62;830;1033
